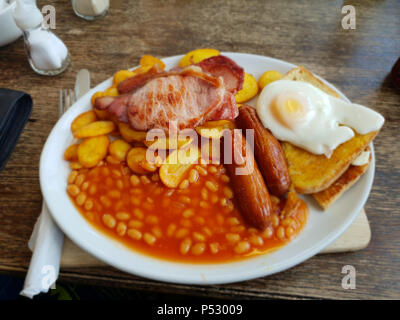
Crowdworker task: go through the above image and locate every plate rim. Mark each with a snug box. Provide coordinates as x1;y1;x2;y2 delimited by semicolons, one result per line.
39;52;375;285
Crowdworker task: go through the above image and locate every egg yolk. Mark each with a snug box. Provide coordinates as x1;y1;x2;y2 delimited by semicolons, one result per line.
271;93;309;129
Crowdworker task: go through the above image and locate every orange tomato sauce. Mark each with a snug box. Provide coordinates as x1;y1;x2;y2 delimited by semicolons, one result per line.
67;160;308;263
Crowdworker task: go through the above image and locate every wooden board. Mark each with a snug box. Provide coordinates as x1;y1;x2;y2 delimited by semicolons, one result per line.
60;209;370;268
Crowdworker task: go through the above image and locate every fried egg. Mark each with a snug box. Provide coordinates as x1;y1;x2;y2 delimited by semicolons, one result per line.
256;80;384;157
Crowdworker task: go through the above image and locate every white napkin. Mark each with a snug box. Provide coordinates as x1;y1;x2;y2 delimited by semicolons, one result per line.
20;201;64;298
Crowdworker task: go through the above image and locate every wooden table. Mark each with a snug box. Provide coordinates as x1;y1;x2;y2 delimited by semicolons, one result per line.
0;0;399;299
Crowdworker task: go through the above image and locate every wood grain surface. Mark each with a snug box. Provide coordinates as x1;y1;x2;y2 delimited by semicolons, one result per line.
0;0;399;299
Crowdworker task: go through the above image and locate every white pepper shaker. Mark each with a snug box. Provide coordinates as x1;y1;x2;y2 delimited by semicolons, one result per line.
13;0;70;76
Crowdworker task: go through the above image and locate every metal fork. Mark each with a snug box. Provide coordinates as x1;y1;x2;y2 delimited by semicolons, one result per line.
59;88;76;116
21;88;77;298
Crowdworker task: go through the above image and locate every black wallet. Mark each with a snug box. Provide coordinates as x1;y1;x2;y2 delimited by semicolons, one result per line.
0;88;33;171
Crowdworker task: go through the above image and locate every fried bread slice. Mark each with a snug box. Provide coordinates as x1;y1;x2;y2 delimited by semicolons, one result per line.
281;66;379;194
312;147;371;209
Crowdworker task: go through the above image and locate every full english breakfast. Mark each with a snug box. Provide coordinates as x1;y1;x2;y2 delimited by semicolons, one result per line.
62;49;384;262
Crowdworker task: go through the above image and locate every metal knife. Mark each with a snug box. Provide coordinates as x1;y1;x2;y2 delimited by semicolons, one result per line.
74;69;91;99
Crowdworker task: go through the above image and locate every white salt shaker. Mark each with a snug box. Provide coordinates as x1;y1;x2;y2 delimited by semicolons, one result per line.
13;0;70;76
72;0;109;21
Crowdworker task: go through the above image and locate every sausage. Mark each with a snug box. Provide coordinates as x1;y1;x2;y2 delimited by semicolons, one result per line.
235;105;290;197
223;129;272;230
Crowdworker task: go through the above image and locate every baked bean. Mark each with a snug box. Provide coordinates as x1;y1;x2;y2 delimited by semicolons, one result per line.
220;198;228;206
133;208;144;220
227;217;240;226
85;211;94;220
140;175;151;185
127;228;142;240
70;162;82;169
179;179;189;189
164;189;175;197
210;195;218;204
112;169;122;178
282;217;296;228
285;226;295;238
234;241;250;254
248;227;258;234
226;233;240;243
130;188;142;195
129;220;143;228
231;225;245;233
81;181;90;191
180;219;192;228
272;214;280;228
146;197;154;204
102;214;116;228
192;243;206;255
205;180;218;192
201;188;208;200
249;235;264;246
116;179;124;190
130;175;141;186
193;232;205;242
88;184;97;195
121;166;131;176
195;165;208;176
209;242;219;254
100;195;112;208
84;199;94;211
143;232;156;245
172;201;185;209
194;217;205;225
179;196;191;204
208;165;218;174
276;226;285;240
202;227;212;237
146;215;159;225
116;222;127;236
167;223;177;237
176;228;189;239
131;197;141;206
223;186;234;199
108;190;121;199
188;169;199;183
180;238;192;255
261;227;273;239
75;174;85;186
151;226;163;238
199;201;209;209
76;192;87;206
68;171;78;184
116;212;130;220
151;173;160;182
183;209;194;218
143;202;155;211
224;202;234;212
101;167;110;176
221;174;230;183
67;184;80;197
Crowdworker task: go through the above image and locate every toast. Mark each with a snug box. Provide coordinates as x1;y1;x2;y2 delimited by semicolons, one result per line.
312;147;371;209
281;66;378;194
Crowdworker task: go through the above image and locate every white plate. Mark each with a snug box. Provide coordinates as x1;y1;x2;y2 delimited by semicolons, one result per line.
40;53;374;285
